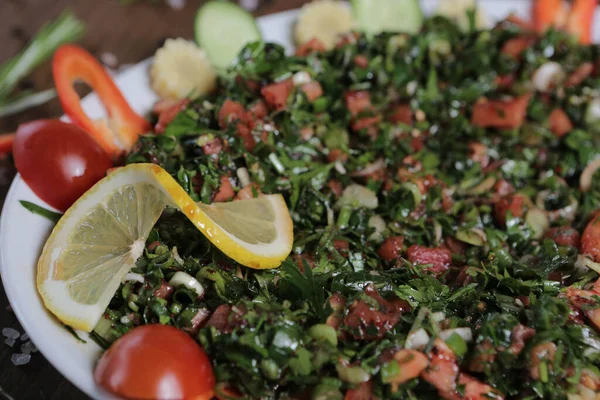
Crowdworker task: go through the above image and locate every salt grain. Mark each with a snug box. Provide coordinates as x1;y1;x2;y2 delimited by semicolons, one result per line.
100;52;119;69
4;338;15;347
21;341;37;354
11;353;31;366
2;327;19;339
20;332;29;341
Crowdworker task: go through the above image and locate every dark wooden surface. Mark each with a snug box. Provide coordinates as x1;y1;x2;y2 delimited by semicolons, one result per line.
0;1;306;399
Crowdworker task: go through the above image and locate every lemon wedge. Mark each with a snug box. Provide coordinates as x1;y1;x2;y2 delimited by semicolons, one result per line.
37;163;293;331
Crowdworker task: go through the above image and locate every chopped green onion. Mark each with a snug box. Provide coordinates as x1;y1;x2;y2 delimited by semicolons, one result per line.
0;10;85;101
445;332;468;357
19;200;62;223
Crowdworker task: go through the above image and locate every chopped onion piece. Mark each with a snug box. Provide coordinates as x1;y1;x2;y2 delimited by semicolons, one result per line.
169;271;205;298
123;273;145;283
580;159;600;192
532;62;566;92
431;312;445;323
367;215;386;242
525;207;549;239
236;167;251;188
172;246;184;266
350;158;385;177
583;257;600;274
586;98;600;125
405;328;430;349
293;71;312;86
440;327;473;342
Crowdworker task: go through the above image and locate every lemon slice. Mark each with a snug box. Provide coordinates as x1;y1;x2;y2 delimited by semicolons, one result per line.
37;163;293;331
294;0;354;49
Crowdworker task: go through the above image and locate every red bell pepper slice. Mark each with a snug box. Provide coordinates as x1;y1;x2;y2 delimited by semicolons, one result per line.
0;133;15;156
52;45;150;158
533;0;595;44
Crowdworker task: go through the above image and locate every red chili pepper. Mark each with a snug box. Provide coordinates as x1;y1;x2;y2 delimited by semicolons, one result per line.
533;0;595;44
52;45;150;158
0;133;15;156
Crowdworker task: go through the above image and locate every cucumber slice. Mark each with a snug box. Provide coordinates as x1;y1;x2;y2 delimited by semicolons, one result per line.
194;1;262;70
351;0;423;35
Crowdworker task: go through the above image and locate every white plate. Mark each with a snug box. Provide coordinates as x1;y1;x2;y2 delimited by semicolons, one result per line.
1;2;598;399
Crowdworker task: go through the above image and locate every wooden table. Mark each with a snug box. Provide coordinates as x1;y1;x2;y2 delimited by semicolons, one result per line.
0;1;305;398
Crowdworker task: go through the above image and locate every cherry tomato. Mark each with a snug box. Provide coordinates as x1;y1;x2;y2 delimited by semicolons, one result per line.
13;120;112;212
94;324;215;400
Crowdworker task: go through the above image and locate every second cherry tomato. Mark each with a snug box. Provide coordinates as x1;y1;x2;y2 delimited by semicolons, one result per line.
13;119;113;212
94;324;215;400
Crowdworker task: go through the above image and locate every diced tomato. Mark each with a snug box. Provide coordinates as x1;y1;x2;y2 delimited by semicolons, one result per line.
445;236;467;255
494;193;528;227
495;74;516;88
352;116;382;132
354;55;369;68
344;381;373;400
301;81;323;102
218;99;247;128
549;108;573;137
336;32;360;48
213;176;234;202
388;104;413;125
246;100;268;120
501;36;535;58
153;280;174;300
202;138;223;155
343;284;410;340
345;91;373;116
327;148;348;162
296;38;326;56
508;324;536;356
421;340;459;395
565;62;594;87
235;183;262;200
154;99;190;134
471;94;531;129
407;245;452;275
261;78;294;111
469;142;490;168
410;136;425;152
582;211;600;262
377;236;404;262
236;123;256;152
453;373;503;400
494;179;515;198
546;226;581;247
333;239;350;256
327;179;343;198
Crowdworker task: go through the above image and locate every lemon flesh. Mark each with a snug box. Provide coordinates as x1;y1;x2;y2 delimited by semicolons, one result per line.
36;163;293;331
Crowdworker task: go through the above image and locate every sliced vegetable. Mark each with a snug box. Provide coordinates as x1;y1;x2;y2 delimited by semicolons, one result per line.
351;0;423;35
0;133;15;156
150;38;217;100
194;1;261;70
13;120;112;211
294;0;354;49
52;45;150;158
94;324;215;400
0;10;85;102
533;0;596;44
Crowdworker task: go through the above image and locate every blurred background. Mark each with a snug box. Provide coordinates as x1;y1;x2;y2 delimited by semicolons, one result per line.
0;1;307;399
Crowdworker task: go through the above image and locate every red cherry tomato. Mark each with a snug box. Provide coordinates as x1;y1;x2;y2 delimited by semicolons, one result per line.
13;120;113;212
94;324;215;400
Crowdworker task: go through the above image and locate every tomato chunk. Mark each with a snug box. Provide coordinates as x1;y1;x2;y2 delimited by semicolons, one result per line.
494;193;528;227
407;245;452;275
345;91;373;116
301;81;324;102
471;94;531;129
246;100;268;120
545;226;581;247
566;62;594;87
213;176;234;202
153;99;190;134
218;99;247;128
582;211;600;262
388;104;413;125
377;236;404;262
296;38;326;56
261;78;294;111
548;108;573;137
501;36;535;58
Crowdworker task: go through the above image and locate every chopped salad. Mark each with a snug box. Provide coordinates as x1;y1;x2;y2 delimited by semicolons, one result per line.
10;0;600;399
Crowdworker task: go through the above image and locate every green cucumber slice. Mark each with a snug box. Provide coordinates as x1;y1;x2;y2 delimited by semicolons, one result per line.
194;1;262;70
351;0;423;35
